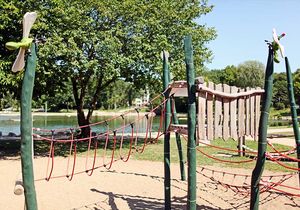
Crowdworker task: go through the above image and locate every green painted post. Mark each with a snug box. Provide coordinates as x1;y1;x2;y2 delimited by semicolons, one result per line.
21;43;38;210
250;47;274;210
162;50;171;209
285;57;300;185
166;61;186;181
184;35;197;210
171;98;186;181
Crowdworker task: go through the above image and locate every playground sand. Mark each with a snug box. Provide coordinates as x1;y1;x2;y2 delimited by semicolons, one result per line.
0;156;299;210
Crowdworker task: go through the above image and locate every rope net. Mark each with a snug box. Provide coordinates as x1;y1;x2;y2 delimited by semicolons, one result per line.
176;130;300;198
32;88;173;182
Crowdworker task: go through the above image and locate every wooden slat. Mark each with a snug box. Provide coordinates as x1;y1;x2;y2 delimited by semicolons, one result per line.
169;124;188;135
214;84;223;139
245;87;251;136
207;82;214;140
250;89;255;137
230;86;238;140
170;88;188;97
197;86;264;98
238;89;245;137
198;89;206;142
223;84;230;140
169;81;187;97
254;87;261;140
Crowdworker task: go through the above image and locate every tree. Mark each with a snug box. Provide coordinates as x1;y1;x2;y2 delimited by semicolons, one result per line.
203;69;225;84
0;1;24;105
293;68;300;108
272;72;289;110
204;65;238;86
223;65;238;86
1;0;216;135
235;60;265;88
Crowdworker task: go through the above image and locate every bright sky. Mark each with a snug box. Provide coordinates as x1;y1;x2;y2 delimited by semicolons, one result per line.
200;0;300;72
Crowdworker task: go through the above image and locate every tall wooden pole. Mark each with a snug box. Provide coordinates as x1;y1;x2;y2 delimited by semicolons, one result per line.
166;61;186;181
162;50;171;209
250;47;274;210
285;57;300;185
21;43;38;210
171;98;186;181
184;35;197;210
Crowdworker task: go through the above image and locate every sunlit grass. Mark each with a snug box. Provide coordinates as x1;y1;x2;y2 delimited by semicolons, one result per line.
1;135;298;173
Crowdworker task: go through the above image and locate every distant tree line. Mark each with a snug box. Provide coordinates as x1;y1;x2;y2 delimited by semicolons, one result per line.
1;57;300;113
204;60;300;111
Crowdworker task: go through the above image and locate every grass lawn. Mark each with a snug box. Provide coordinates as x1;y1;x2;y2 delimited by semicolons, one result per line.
1;135;298;173
130;137;297;172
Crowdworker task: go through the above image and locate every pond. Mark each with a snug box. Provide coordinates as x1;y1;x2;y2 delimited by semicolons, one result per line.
0;114;164;136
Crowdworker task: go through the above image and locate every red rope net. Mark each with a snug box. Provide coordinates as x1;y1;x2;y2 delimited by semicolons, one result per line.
177;132;300;198
33;90;170;182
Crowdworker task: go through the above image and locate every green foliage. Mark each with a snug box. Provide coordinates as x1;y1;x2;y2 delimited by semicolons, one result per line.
272;72;289;110
235;60;265;88
1;0;216;127
293;68;300;109
223;65;238;86
0;91;19;111
204;61;264;89
0;1;23;99
102;80;131;109
203;69;225;84
204;65;238;85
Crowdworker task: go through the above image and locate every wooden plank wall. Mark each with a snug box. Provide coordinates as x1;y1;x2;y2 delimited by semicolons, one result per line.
197;82;262;141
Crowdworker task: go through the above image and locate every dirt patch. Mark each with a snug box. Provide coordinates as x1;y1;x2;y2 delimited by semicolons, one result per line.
0;156;299;210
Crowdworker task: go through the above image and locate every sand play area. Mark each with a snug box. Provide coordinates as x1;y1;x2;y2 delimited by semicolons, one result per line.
0;155;299;210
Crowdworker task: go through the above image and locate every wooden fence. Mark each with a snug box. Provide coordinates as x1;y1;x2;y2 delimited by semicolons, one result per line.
169;78;264;144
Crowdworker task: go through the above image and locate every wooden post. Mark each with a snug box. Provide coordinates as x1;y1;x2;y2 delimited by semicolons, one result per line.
171;98;186;181
245;89;251;136
162;50;171;209
214;84;223;139
223;84;230;140
254;89;261;141
250;47;274;210
184;35;197;210
238;91;245;139
14;173;24;195
207;82;214;140
168;63;186;182
197;78;206;143
285;57;300;186
21;43;38;210
250;92;255;137
230;86;238;140
238;136;245;157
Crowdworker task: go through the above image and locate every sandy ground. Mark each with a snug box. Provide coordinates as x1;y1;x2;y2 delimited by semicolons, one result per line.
0;155;299;210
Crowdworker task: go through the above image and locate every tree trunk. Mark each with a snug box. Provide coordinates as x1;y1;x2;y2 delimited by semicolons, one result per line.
72;75;118;137
72;77;90;137
76;107;91;137
128;87;132;106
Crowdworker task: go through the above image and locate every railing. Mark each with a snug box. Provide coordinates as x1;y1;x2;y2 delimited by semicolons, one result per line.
169;78;264;145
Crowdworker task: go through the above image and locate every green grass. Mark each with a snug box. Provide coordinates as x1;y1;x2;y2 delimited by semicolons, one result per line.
268;125;291;129
127;137;297;172
1;136;298;172
269;108;290;118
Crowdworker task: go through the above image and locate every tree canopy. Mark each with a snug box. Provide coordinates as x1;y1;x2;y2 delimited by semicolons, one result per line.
1;0;217;132
204;60;265;88
235;60;265;88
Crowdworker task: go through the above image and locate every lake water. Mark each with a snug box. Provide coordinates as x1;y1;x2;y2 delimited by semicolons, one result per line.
0;114;162;135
